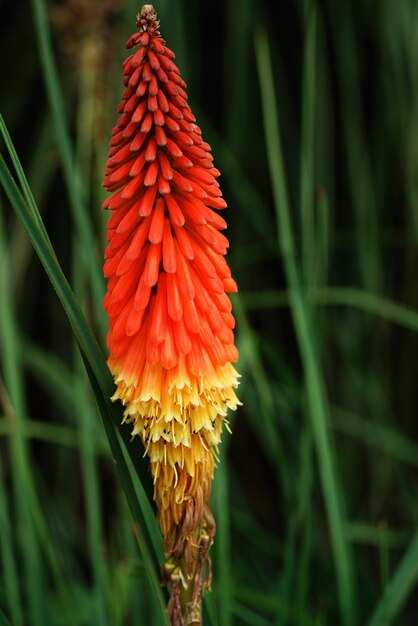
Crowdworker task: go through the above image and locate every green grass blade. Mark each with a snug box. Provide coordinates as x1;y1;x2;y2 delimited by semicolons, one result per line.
28;0;106;335
120;440;164;561
330;3;381;291
0;417;86;449
367;529;418;626
0;204;45;626
346;524;410;549
314;186;330;287
0;151;152;494
240;286;418;336
255;28;356;625
299;0;317;288
0;459;23;626
75;362;108;624
0;154;166;618
0;114;51;246
72;240;108;624
81;354;168;623
212;452;232;626
332;407;418;467
315;287;418;332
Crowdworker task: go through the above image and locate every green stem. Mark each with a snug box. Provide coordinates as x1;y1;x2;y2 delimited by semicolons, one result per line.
255;26;356;625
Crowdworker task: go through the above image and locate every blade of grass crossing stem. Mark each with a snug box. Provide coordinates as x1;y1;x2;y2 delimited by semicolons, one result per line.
367;528;418;626
0;206;44;625
300;0;317;289
332;407;418;467
212;450;232;626
0;417;85;450
254;28;355;625
239;287;418;338
72;245;108;625
0;157;164;610
314;287;418;332
0;152;153;501
81;354;168;624
29;0;106;337
0;458;23;626
345;523;410;549
120;440;164;560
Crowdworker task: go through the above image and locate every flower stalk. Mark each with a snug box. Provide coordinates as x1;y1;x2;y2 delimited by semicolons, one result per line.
102;5;240;623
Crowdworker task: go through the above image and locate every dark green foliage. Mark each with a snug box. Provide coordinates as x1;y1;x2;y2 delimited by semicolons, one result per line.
1;0;418;624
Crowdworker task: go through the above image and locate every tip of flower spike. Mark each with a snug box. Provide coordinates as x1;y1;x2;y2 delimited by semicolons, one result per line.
127;4;160;48
136;4;160;31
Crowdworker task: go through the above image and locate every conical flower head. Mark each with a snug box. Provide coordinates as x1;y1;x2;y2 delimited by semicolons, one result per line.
103;5;240;617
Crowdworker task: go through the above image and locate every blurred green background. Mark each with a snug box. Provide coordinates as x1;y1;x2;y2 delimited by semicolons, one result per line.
1;0;418;624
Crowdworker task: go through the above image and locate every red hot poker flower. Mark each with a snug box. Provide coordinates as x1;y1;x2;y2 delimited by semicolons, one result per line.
103;5;240;622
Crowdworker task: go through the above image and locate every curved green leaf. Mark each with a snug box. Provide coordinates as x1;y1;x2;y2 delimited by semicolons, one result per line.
0;151;168;620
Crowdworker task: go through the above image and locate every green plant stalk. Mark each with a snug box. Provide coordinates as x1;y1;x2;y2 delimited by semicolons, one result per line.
72;242;108;625
345;523;410;549
367;528;418;626
278;1;317;610
0;213;70;615
82;355;168;625
332;4;381;291
279;425;314;617
0;207;44;625
213;450;232;626
0;416;92;450
29;0;107;337
314;287;418;332
332;407;418;468
295;429;314;613
0;155;167;620
0;458;23;626
75;41;96;205
73;43;108;621
0;151;152;497
0;115;51;247
240;286;418;335
299;0;317;289
255;28;355;625
120;440;164;567
314;187;330;288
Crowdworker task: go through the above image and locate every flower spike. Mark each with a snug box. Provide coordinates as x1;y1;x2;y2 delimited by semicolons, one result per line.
103;5;240;623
